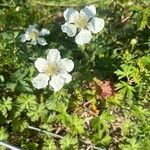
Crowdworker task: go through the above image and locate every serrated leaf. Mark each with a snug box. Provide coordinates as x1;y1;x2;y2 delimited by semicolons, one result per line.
60;135;78;150
17;94;37;111
42;138;56;150
0;97;12;117
116;81;136;99
27;103;48;122
114;64;134;79
0;127;8;140
67;115;84;135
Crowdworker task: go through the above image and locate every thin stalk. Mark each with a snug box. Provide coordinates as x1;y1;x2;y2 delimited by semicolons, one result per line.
0;141;22;150
28;126;63;139
28;125;106;150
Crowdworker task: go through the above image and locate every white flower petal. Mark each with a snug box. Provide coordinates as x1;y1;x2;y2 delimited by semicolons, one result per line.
20;35;27;43
80;5;96;20
60;73;72;83
35;58;48;72
75;29;92;45
49;75;65;92
61;22;77;37
39;28;50;36
29;39;37;45
20;33;30;42
64;8;79;23
32;73;49;89
47;49;61;64
24;33;31;40
27;25;35;32
87;17;105;33
27;24;37;32
28;28;39;35
37;37;47;46
59;58;74;72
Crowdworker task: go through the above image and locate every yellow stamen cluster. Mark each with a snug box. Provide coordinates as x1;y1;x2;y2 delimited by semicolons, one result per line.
30;31;38;39
45;63;58;76
75;16;87;29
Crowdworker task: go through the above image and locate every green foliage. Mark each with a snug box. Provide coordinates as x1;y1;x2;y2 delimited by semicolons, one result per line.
0;127;8;150
119;139;141;150
0;0;150;149
17;94;37;111
42;138;56;150
115;64;135;80
67;114;84;135
0;97;12;117
116;81;136;99
0;127;8;140
90;111;114;146
27;103;48;122
121;119;134;136
60;135;78;150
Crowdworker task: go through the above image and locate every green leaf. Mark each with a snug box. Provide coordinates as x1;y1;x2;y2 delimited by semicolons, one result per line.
12;120;29;132
114;64;134;80
140;8;150;30
6;82;16;91
119;139;141;150
60;135;78;150
100;134;111;145
116;81;136;99
42;138;56;150
0;75;4;82
17;94;37;111
91;111;114;131
121;120;134;136
18;80;33;92
27;103;48;122
132;105;150;121
0;97;12;117
21;141;38;150
0;127;8;140
67;114;84;135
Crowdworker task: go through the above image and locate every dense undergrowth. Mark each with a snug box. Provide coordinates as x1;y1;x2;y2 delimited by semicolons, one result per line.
0;0;150;150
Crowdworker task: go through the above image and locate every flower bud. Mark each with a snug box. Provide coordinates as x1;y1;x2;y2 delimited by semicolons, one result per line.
130;39;137;46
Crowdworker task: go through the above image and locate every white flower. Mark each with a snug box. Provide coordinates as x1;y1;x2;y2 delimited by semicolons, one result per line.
20;24;50;46
61;5;105;45
32;49;74;92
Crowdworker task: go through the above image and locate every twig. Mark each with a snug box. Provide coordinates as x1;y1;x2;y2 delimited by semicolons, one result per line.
0;141;22;150
28;125;106;150
28;126;63;139
117;12;135;26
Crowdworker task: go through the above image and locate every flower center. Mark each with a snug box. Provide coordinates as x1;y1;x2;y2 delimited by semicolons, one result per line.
30;31;38;39
45;63;58;76
75;16;87;29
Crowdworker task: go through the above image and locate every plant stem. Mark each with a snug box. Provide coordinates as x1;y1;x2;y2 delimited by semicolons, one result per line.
28;126;63;139
28;125;106;150
0;141;21;150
